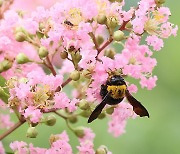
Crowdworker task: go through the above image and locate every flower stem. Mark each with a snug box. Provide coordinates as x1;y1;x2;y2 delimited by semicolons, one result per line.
0;119;25;141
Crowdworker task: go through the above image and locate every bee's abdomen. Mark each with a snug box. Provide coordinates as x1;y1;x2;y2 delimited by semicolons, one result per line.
107;85;126;99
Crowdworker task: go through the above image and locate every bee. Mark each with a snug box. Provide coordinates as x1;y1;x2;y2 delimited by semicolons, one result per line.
88;75;149;123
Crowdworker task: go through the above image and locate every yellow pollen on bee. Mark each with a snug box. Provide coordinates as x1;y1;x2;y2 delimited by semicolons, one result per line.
107;85;126;99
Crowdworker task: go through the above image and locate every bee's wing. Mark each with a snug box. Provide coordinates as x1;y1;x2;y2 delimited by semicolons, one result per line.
88;93;109;123
125;90;149;118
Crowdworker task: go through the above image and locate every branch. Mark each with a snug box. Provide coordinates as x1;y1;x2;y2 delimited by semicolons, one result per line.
45;56;57;76
0;119;25;141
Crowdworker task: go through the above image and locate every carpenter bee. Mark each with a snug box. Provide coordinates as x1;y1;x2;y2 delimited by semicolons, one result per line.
88;75;149;123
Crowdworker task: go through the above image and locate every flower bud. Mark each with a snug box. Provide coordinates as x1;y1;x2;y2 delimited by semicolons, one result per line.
45;115;56;126
155;0;165;4
125;21;133;29
97;14;107;25
68;115;78;123
98;112;106;119
74;52;82;62
96;148;106;154
70;70;80;81
106;107;114;115
26;127;38;138
2;60;13;71
38;46;49;58
60;51;68;59
16;53;31;64
15;27;26;33
74;126;85;138
80;110;91;118
104;49;116;59
96;145;109;154
113;30;124;41
107;17;118;29
15;32;26;42
96;35;104;46
78;99;89;110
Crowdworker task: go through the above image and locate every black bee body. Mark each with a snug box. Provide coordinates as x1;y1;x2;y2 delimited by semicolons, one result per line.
88;75;149;123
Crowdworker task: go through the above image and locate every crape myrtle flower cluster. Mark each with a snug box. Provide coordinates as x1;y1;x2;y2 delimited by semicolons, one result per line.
0;0;177;153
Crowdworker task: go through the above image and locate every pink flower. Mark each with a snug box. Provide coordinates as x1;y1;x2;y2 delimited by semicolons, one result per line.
108;102;136;137
128;84;138;94
48;131;72;154
54;92;70;109
23;106;42;123
0;142;5;154
68;98;78;112
77;141;95;154
29;143;47;154
10;141;28;154
79;128;95;143
146;35;164;51
0;114;14;129
140;76;158;90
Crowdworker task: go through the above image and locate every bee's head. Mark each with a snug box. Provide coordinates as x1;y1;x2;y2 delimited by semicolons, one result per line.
108;75;125;85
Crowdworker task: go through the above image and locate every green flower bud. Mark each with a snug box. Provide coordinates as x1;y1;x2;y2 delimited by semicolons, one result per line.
75;52;82;62
26;127;38;138
106;107;114;115
96;35;104;46
15;32;26;42
98;112;106;119
45;115;56;126
125;21;133;29
78;99;89;110
113;30;124;41
155;0;165;4
107;17;118;29
68;115;78;123
74;126;85;138
96;148;106;154
2;60;13;71
80;110;91;118
96;145;109;154
38;46;49;58
15;27;26;33
16;53;31;64
97;14;107;25
70;70;80;81
104;49;116;59
60;51;68;59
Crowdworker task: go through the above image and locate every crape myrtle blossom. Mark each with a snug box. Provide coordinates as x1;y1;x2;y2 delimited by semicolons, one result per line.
0;0;178;153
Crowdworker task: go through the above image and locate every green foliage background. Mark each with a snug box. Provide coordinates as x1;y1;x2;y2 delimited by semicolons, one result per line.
1;1;180;154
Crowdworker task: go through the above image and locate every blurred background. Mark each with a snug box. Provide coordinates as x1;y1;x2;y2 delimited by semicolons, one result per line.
1;1;180;154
